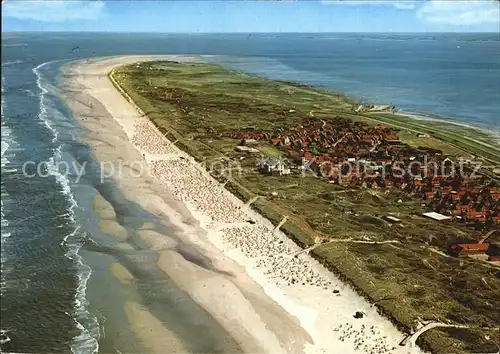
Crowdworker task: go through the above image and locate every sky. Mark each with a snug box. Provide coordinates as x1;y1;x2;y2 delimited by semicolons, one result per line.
2;0;499;33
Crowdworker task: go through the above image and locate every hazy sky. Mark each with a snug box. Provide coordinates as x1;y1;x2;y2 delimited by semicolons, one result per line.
2;0;499;33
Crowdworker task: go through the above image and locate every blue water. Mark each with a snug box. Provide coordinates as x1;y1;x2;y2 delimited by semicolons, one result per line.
1;32;499;352
206;33;500;130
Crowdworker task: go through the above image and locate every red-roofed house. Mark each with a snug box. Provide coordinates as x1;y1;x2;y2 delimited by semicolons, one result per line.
271;138;281;146
448;243;489;257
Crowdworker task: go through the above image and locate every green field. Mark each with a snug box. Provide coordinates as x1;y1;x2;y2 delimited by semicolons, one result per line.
364;112;500;166
112;60;500;353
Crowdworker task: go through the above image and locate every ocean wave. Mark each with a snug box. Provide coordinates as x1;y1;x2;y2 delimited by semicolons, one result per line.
67;243;101;354
1;60;23;67
56;188;100;354
33;62;59;143
24;89;36;97
1;43;27;47
1;78;18;220
0;140;9;159
62;226;100;354
0;329;11;345
47;150;100;354
1;77;13;296
48;147;78;211
34;63;100;353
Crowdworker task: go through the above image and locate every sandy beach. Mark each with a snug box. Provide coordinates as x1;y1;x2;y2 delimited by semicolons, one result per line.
62;55;427;354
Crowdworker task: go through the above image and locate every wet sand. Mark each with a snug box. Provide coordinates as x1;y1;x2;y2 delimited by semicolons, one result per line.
62;55;426;354
123;300;186;353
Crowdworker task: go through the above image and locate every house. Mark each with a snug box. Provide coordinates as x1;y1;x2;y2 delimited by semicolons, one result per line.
422;212;451;221
271;138;281;146
457;205;471;213
260;158;291;177
448;243;489;257
240;139;258;146
383;135;402;145
235;146;260;154
303;151;313;161
384;215;402;223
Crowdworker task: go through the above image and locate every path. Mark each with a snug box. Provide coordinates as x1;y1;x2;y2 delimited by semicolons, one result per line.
400;322;468;347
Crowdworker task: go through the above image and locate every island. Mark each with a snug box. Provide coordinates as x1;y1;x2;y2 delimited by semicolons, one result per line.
67;56;499;354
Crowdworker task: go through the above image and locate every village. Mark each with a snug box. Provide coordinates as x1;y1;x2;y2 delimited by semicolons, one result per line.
230;116;500;260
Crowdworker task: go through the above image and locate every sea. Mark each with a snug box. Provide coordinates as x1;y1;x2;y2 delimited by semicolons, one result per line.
1;32;499;353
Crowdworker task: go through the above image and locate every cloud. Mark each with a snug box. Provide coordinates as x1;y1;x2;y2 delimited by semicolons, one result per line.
3;0;105;22
416;1;500;25
320;1;417;10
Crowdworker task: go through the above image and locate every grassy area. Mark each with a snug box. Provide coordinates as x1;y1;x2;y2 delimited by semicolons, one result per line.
113;60;500;353
364;112;500;165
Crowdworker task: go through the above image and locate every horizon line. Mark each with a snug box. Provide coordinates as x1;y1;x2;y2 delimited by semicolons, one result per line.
2;30;499;34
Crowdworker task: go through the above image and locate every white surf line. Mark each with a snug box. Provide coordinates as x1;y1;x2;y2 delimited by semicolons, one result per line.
35;60;100;354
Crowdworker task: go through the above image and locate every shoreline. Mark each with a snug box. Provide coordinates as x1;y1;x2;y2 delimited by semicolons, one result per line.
202;55;500;147
390;110;500;145
63;54;427;353
63;55;310;353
